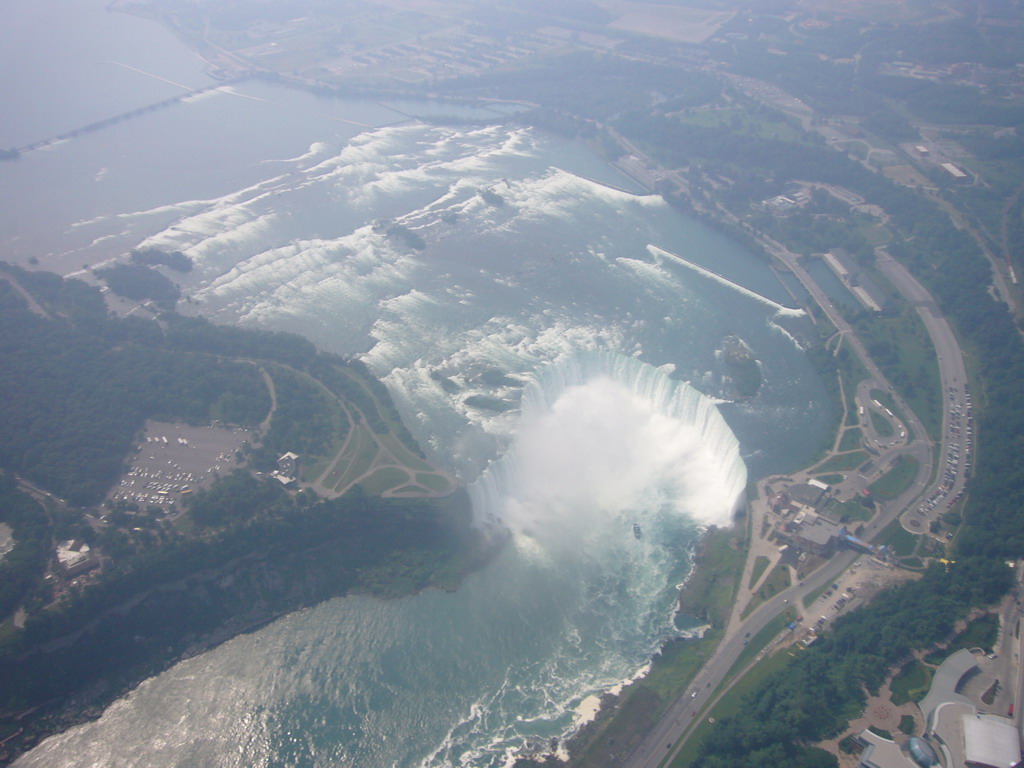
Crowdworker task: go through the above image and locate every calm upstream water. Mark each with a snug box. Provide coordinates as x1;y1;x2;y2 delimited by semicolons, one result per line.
3;3;832;766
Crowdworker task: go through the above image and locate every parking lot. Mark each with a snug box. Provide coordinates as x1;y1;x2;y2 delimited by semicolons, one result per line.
108;421;254;511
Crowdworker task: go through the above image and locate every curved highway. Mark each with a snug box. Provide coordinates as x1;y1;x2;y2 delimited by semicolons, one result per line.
623;240;970;768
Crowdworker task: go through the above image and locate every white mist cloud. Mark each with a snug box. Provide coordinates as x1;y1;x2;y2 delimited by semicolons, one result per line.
498;374;740;541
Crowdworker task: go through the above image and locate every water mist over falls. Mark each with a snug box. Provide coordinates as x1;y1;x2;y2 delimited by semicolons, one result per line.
469;353;747;546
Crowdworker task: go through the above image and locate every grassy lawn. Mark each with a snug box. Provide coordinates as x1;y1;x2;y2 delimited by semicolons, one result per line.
869;455;920;500
378;433;433;472
839;427;864;452
879;517;918;557
726;608;798;681
827;498;874;523
871;409;895;437
296;386;351;481
855;307;942;441
742;563;791;618
415;472;451;493
677;108;801;141
265;367;351;484
358;466;412;495
803;580;832;608
671;640;797;767
815;473;845;485
814;451;870;473
837;339;870;428
890;660;933;705
327;424;377;492
677;527;748;629
748;555;770;589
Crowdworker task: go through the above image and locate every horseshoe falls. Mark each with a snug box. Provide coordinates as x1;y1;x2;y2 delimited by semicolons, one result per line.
17;354;746;768
8;106;833;767
472;352;747;537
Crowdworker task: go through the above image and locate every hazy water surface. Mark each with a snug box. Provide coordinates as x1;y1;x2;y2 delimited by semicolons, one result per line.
3;3;833;765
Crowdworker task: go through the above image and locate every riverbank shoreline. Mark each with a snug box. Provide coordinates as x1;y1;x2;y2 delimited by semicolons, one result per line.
0;494;493;767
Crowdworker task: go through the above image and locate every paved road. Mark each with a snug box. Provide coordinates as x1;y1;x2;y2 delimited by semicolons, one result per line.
603;118;973;768
624;238;969;768
874;251;973;535
627;547;860;768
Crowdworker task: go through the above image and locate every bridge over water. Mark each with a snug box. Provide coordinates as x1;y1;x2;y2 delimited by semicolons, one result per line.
16;81;236;154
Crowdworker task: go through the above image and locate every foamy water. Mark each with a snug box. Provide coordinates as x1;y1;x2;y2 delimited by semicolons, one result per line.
13;120;832;767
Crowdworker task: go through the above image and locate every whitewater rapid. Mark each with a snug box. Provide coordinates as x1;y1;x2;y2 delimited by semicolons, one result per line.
471;352;746;537
10;115;834;768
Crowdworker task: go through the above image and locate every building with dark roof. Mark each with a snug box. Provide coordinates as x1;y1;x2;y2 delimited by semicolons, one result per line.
787;482;828;509
271;452;300;486
822;249;890;313
792;511;841;557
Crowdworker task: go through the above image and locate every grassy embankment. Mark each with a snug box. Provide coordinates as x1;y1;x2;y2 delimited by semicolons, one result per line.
669;608;799;768
804;332;871;479
869;455;920;500
836;266;942;442
569;525;747;768
317;370;450;497
741;562;792;619
748;556;770;589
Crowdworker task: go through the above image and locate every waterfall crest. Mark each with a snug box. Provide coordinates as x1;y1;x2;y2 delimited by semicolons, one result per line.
469;351;747;539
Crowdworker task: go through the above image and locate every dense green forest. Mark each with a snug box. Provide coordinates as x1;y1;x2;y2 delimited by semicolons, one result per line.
94;262;181;308
0;265;421;506
0;270;268;504
0;267;473;763
0;475;51;619
0;487;480;758
5;1;1024;762
404;11;1024;765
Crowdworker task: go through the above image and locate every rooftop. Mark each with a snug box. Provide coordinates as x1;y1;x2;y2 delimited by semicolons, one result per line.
962;713;1021;768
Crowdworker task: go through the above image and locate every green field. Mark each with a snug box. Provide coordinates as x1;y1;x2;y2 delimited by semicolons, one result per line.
814;451;870;473
416;472;452;493
879;517;918;557
677;108;801;142
359;466;412;495
326;424;376;492
742;563;791;618
871;409;895;437
378;433;433;472
863;299;944;439
869;455;920;500
890;660;932;705
748;555;770;589
837;342;870;428
677;527;748;629
839;427;864;452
